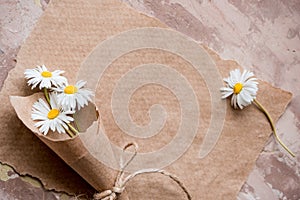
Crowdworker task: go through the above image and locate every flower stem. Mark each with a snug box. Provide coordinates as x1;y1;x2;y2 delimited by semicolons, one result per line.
67;123;79;135
253;99;295;157
43;88;50;105
66;128;75;138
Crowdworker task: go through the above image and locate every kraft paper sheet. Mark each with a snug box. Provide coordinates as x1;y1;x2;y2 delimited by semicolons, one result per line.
0;0;292;199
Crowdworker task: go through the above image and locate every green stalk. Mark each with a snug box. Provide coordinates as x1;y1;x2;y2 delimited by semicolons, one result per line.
254;99;295;157
67;123;79;135
43;88;50;105
66;128;75;138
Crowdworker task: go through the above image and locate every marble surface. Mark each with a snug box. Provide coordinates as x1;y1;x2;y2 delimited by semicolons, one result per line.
0;0;299;199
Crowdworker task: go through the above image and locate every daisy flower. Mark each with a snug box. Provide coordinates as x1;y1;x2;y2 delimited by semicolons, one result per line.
31;93;74;135
55;80;94;111
220;69;295;157
24;65;67;89
220;69;258;109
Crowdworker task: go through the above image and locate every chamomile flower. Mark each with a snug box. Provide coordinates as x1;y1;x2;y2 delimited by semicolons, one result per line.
24;65;67;89
219;68;295;157
220;69;258;109
55;80;94;111
31;93;74;135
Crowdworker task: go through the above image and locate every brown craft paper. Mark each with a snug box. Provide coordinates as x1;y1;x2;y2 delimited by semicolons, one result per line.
0;0;292;199
9;94;130;199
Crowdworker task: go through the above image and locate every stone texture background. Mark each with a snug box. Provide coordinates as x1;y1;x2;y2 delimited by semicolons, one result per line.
0;0;299;199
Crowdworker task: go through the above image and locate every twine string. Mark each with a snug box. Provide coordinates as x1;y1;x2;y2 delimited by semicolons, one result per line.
93;143;192;200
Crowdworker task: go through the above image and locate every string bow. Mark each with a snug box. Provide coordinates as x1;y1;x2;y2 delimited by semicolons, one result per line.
93;143;191;200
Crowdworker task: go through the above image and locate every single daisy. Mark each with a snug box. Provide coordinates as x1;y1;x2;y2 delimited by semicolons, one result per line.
24;65;67;89
31;93;74;135
220;69;258;109
220;69;295;157
54;80;94;111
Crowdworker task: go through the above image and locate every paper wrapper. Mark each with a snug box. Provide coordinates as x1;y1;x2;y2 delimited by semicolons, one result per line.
10;94;130;199
1;0;293;199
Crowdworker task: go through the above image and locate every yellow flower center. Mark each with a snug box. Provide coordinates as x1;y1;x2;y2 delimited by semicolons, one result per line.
47;109;59;119
41;71;52;78
233;83;243;94
64;85;78;94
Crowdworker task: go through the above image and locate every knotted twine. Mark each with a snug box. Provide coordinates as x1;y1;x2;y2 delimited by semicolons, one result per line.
93;143;192;200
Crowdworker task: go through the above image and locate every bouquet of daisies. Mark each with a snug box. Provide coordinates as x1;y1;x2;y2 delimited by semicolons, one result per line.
25;65;93;137
10;65;124;198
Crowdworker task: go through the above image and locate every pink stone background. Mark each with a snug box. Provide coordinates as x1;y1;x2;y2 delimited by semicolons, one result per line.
0;0;299;199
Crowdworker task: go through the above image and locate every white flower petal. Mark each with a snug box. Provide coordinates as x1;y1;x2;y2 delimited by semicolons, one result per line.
221;69;258;109
241;70;254;83
231;94;237;109
31;95;74;135
237;94;243;109
220;87;233;99
240;90;253;103
24;65;68;90
76;80;87;89
56;81;94;111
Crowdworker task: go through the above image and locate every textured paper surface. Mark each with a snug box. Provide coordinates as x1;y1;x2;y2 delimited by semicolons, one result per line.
10;94;129;199
0;0;292;199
